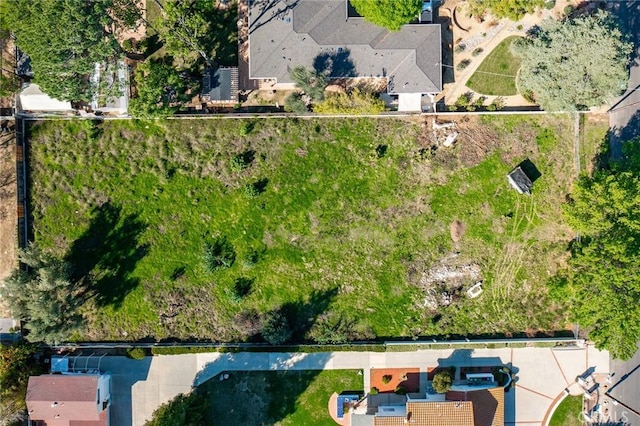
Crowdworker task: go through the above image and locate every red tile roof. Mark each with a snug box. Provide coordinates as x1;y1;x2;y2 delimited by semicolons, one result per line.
26;375;107;426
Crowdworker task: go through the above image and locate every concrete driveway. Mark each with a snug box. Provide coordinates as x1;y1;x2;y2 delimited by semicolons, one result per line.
70;344;609;425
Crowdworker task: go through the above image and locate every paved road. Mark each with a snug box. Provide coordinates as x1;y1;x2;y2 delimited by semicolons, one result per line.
607;344;640;426
608;1;640;160
75;345;609;426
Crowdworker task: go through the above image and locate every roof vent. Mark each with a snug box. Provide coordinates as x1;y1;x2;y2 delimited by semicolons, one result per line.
51;402;58;407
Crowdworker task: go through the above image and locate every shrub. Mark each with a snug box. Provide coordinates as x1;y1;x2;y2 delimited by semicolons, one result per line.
239;122;253;136
544;1;554;10
454;44;466;54
233;277;254;300
394;385;407;395
313;88;386;115
203;236;236;272
471;47;483;57
564;5;573;15
474;95;486;109
230;151;254;172
382;374;392;384
432;370;453;393
284;92;308;114
522;89;536;104
261;311;292;345
244;178;268;198
126;347;146;360
243;250;261;268
369;387;379;395
456;59;471;71
289;66;327;102
487;96;505;111
454;92;474;109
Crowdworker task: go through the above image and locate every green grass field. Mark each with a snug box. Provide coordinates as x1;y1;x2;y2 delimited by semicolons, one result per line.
27;116;606;342
200;370;362;425
549;395;583;426
467;36;522;96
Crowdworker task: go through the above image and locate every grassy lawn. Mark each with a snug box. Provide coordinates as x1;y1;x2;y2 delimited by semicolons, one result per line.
549;395;583;426
27;115;605;342
200;369;363;425
467;36;522;96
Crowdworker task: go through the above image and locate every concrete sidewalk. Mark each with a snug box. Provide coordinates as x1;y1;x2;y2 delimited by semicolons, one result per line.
93;345;609;425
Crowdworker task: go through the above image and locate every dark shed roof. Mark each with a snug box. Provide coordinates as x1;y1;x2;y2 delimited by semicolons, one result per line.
201;67;239;102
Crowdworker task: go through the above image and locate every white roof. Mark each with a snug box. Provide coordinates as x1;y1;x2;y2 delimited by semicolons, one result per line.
398;93;423;112
18;84;72;112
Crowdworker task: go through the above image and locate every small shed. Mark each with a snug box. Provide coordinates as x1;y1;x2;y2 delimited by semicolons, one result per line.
507;166;533;195
201;66;239;103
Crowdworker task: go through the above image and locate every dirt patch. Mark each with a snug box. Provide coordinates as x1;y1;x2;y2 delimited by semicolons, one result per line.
0;131;16;317
370;368;420;393
449;220;466;242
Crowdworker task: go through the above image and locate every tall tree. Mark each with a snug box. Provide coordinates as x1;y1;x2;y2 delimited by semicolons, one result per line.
1;247;84;344
350;0;422;32
289;66;326;102
512;11;632;111
551;144;640;360
468;0;544;21
2;0;140;101
129;59;193;118
154;0;211;66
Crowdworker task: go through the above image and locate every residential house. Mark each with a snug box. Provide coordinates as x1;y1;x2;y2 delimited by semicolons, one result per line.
351;387;504;426
248;0;442;112
26;374;111;426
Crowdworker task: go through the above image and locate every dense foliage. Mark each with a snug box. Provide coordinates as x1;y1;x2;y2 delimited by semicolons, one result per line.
552;142;640;360
2;0;140;101
432;370;453;393
350;0;422;31
313;89;386;115
0;342;43;426
512;11;632;111
1;247;84;344
154;0;211;66
289;66;327;102
145;392;208;426
468;0;544;21
129;59;193;118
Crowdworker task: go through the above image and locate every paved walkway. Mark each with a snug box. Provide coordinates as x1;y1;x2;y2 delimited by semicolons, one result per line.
89;345;609;425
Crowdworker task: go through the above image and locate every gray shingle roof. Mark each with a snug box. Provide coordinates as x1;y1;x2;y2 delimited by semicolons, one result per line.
249;0;442;94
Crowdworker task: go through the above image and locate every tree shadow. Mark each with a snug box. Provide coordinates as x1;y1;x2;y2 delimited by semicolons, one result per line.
609;1;640;72
202;5;239;66
313;49;356;78
604;107;640;167
66;202;149;308
269;287;339;343
248;0;300;34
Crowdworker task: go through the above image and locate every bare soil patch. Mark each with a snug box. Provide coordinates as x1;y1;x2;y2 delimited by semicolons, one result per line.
0;131;17;315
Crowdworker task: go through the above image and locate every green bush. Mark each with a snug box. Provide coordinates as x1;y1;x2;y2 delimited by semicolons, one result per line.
432;370;453;393
522;89;536;104
126;347;147;360
369;387;379;395
454;92;474;109
284;92;308;114
233;277;254;300
313;88;386;115
203;236;236;272
471;47;484;57
564;5;573;15
242;249;261;268
394;385;407;395
456;59;471;71
261;311;292;345
487;96;505;111
544;1;554;10
382;374;392;384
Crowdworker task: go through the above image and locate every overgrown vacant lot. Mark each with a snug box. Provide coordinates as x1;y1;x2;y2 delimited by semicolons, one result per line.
28;115;607;342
